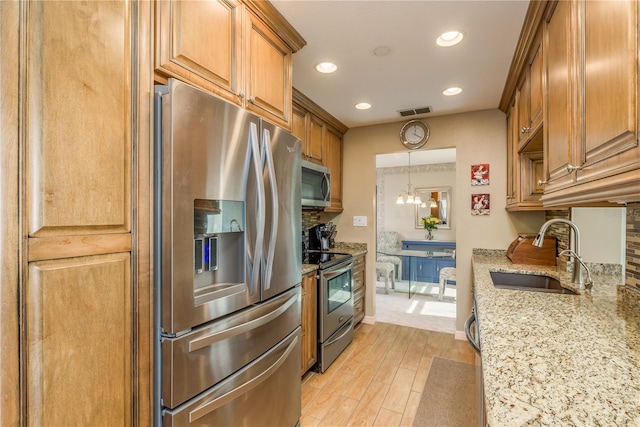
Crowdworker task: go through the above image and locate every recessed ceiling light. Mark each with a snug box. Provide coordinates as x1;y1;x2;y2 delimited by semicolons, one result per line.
355;102;371;110
443;87;462;96
315;62;337;73
437;30;464;47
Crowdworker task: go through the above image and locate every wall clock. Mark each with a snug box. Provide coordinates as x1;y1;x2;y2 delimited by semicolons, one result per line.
399;120;430;149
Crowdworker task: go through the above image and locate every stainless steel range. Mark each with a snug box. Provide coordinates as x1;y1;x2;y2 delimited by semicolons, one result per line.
304;250;354;373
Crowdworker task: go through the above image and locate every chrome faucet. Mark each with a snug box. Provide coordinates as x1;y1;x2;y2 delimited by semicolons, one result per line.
532;219;592;290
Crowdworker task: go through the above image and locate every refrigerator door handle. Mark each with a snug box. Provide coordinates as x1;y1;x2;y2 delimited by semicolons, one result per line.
248;122;265;295
187;334;299;423
187;292;298;352
261;128;278;290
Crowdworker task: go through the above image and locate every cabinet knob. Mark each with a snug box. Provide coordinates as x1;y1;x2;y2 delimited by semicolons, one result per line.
237;91;245;99
566;164;583;173
248;96;256;104
537;179;548;186
521;126;530;134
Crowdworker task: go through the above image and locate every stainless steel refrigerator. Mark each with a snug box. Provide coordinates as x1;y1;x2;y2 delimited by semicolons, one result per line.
153;78;302;426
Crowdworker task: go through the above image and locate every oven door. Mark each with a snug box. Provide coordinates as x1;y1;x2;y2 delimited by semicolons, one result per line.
319;260;354;342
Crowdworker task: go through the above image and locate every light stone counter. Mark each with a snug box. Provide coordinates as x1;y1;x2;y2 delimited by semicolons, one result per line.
472;249;640;426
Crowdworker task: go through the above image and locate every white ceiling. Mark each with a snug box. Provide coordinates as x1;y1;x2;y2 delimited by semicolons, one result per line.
271;0;529;129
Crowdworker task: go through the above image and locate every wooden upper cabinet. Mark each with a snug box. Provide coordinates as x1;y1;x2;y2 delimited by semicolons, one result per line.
155;0;303;129
543;0;573;192
155;0;243;105
245;9;292;128
26;0;131;237
506;104;518;207
517;27;543;148
323;127;343;212
579;0;639;181
306;114;325;164
541;0;640;204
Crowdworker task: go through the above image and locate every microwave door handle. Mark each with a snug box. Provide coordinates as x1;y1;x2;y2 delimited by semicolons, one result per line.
261;128;278;290
248;122;265;295
322;173;330;202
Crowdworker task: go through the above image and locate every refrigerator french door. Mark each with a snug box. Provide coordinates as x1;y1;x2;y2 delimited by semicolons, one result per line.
154;78;302;426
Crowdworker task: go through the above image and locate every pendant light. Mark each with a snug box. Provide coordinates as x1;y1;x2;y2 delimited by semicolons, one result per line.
396;152;422;205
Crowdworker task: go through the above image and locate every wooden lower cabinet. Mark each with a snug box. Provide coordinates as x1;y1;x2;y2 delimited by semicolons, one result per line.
352;255;366;325
301;271;317;375
26;253;132;425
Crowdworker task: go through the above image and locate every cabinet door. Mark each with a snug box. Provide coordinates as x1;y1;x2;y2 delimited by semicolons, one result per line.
516;74;530;146
292;107;307;155
300;272;317;375
580;0;639;180
506;103;519;207
245;9;292;128
528;29;543;133
306;114;325;164
26;0;132;238
417;258;437;283
27;253;132;426
544;0;574;190
323;127;343;212
156;0;243;105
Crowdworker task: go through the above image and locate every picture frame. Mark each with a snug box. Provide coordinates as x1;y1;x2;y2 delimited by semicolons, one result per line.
471;164;490;186
471;194;490;215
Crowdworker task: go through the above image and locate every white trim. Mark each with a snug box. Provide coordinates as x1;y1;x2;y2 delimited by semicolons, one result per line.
362;315;376;325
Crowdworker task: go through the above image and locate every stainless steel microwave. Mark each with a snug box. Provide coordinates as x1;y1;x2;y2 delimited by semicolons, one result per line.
301;160;331;208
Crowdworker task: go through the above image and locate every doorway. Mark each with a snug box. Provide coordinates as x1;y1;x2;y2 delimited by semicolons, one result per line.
374;148;457;333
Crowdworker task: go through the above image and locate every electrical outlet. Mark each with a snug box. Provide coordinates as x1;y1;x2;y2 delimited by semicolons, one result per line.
353;216;367;227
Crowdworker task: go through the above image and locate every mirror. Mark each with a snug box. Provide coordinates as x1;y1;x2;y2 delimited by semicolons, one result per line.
414;187;451;229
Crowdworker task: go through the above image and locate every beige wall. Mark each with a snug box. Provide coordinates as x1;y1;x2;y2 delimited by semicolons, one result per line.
333;109;546;332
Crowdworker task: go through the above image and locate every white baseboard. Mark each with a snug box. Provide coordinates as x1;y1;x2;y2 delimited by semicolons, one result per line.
454;330;467;341
361;315;376;325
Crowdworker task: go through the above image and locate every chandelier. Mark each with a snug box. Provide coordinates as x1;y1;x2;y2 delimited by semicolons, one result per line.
396;152;422;205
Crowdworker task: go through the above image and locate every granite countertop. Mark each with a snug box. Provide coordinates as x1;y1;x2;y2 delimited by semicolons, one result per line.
472;249;640;426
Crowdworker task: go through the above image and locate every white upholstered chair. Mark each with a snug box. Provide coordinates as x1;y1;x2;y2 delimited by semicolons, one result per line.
376;231;402;280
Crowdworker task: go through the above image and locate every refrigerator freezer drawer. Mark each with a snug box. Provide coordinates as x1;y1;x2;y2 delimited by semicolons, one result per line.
163;327;302;427
162;286;301;409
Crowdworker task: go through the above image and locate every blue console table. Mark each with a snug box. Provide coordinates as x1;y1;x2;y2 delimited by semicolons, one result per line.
401;240;456;284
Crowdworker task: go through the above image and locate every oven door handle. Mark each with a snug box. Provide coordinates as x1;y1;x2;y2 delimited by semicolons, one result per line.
322;262;353;281
324;318;354;346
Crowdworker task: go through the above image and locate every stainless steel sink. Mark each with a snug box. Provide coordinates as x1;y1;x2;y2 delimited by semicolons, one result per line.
490;271;577;294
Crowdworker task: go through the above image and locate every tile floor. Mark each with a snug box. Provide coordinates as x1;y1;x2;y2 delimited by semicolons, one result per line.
300;322;477;427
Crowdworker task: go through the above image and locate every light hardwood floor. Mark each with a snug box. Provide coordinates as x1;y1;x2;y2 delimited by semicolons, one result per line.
300;322;477;427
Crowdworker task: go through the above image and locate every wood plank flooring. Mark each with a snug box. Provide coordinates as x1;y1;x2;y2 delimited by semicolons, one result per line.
300;322;477;427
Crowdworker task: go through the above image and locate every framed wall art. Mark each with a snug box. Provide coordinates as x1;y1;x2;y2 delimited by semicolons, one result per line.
471;194;490;215
471;163;489;186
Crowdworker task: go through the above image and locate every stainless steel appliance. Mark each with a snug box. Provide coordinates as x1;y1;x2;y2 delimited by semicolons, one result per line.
301;159;331;208
154;78;302;426
465;302;485;427
303;250;354;372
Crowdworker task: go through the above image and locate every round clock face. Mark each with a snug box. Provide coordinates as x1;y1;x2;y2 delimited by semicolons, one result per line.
400;120;430;149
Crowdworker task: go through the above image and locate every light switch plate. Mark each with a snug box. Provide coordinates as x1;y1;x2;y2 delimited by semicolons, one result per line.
353;216;367;227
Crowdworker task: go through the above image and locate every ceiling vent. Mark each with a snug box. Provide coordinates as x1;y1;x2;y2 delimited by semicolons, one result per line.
398;106;433;117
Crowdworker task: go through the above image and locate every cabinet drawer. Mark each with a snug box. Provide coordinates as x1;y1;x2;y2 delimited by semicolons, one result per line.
353;270;364;292
353;255;365;270
353;295;364;324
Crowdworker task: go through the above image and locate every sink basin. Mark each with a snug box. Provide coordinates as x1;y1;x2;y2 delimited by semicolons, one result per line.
490;271;577;295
